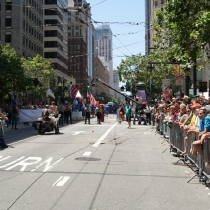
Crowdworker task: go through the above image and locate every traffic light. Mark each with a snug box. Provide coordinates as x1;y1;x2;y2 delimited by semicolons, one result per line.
63;87;68;92
126;81;131;91
120;86;125;91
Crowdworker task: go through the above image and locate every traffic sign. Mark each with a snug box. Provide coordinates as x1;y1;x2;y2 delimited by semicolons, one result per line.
199;82;207;92
162;79;170;91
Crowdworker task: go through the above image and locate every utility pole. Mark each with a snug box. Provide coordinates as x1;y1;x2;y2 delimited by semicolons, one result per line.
147;63;155;95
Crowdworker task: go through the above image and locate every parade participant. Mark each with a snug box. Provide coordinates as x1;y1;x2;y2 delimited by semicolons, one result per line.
49;101;58;116
0;111;9;148
95;106;102;124
105;104;109;117
64;102;72;124
125;101;132;128
42;105;56;127
101;105;105;122
91;104;96;118
11;103;19;129
58;102;64;126
119;103;125;122
85;104;91;124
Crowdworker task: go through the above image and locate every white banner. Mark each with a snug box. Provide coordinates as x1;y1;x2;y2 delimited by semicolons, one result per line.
19;109;42;122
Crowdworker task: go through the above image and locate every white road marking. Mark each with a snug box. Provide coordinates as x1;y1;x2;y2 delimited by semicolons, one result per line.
83;152;91;157
72;131;86;135
53;176;70;187
0;156;11;162
30;158;64;172
93;122;118;147
0;157;25;169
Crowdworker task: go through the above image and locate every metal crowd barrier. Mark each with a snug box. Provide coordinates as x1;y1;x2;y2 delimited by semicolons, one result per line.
203;140;210;176
160;121;210;185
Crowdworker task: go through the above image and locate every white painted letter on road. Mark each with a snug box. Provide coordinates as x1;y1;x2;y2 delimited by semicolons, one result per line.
5;157;42;171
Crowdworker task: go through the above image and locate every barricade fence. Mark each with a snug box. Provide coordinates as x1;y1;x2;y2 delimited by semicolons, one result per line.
158;119;210;185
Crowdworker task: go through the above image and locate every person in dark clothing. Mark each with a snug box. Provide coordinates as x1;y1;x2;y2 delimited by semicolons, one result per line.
85;104;91;124
96;106;102;124
64;103;72;124
11;104;19;129
69;103;73;124
58;103;64;126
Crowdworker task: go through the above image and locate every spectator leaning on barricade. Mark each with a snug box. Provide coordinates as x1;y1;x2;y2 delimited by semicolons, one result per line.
181;103;201;156
191;107;210;158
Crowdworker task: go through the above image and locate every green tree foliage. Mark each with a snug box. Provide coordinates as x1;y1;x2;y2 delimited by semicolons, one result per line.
22;54;56;100
117;54;175;98
0;44;27;103
153;0;210;70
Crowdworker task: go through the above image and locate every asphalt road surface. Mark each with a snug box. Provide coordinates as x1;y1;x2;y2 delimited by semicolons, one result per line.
0;114;210;210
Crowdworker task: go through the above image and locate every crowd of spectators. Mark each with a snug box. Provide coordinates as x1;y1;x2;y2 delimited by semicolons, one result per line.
154;95;210;170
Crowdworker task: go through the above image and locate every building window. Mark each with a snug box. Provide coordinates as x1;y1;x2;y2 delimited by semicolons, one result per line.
5;32;12;44
5;16;11;28
6;0;12;12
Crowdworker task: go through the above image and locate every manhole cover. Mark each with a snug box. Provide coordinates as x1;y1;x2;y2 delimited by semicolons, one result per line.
75;157;101;161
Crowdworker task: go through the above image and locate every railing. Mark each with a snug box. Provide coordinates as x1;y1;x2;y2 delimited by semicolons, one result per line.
158;119;210;186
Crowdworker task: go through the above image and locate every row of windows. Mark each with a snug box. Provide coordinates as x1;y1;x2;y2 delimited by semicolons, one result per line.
69;45;80;50
23;19;43;42
3;31;42;55
23;35;42;52
0;1;12;12
23;7;43;24
24;0;43;10
45;41;64;52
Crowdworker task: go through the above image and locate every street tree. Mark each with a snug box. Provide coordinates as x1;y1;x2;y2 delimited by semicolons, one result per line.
117;54;175;98
22;54;56;101
153;0;210;70
0;44;27;103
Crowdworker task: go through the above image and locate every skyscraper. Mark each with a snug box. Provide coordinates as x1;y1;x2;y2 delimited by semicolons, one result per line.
0;0;44;57
44;0;69;78
145;0;151;55
94;24;113;95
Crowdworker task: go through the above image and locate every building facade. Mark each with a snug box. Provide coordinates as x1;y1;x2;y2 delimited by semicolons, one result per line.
67;0;88;85
145;0;151;55
0;0;43;57
44;0;71;82
93;56;109;97
113;69;121;98
94;24;113;96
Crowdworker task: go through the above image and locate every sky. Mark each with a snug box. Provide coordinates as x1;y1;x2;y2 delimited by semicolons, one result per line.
87;0;146;69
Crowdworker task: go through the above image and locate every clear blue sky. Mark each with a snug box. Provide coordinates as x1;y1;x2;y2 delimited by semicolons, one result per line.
87;0;146;69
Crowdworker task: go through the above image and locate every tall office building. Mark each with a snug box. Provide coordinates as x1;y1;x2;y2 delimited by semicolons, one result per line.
44;0;70;81
0;0;43;57
84;1;94;82
145;0;151;55
68;0;88;85
94;24;113;95
67;0;94;86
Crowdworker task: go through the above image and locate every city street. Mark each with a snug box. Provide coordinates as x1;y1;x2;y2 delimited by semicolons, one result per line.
0;114;210;210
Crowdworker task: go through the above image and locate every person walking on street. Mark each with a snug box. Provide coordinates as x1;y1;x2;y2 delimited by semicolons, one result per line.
96;106;102;124
85;104;91;124
125;101;132;128
105;104;109;117
119;104;125;122
69;102;73;124
0;111;9;148
58;102;64;126
64;102;71;124
11;104;19;129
